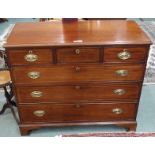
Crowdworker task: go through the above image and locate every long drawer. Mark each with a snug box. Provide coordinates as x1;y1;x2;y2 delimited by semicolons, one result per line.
19;103;137;123
12;64;145;84
16;83;141;103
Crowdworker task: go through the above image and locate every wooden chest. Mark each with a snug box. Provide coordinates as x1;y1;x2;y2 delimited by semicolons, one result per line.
4;20;151;135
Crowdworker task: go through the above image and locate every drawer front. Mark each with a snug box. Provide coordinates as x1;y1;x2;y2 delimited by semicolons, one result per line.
57;47;100;63
12;64;145;84
16;83;141;103
104;47;148;62
19;103;136;123
8;49;53;65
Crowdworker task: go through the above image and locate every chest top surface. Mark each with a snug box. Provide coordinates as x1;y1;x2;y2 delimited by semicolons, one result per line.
4;20;151;48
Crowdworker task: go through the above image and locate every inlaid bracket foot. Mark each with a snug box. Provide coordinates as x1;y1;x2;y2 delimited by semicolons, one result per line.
20;127;31;136
117;122;137;132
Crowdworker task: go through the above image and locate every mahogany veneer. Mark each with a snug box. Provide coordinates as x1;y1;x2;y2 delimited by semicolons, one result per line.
19;103;137;123
11;64;145;84
4;20;151;135
8;48;53;65
16;83;141;103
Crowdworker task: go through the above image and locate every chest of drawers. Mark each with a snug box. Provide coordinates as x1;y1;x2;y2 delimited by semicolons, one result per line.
4;20;151;135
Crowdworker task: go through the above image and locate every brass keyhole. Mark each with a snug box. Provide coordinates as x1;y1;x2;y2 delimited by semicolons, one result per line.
75;85;81;89
75;49;80;55
75;66;81;72
75;104;80;108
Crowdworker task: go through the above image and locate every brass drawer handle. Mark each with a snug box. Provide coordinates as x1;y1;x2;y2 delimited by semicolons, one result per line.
75;49;80;55
24;50;38;62
115;70;128;77
114;89;126;95
33;110;45;117
75;85;81;89
31;91;43;98
75;66;81;72
28;71;40;79
112;108;123;114
118;49;131;60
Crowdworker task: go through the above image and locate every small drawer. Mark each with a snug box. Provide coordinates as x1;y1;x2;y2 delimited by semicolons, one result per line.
57;47;100;63
19;103;137;123
7;48;53;65
104;47;148;62
12;64;145;84
16;83;141;103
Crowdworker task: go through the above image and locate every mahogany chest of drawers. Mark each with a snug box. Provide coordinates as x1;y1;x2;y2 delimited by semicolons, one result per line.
4;20;151;135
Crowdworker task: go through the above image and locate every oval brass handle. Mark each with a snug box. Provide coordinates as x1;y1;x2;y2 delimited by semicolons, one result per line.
113;89;126;95
24;50;38;62
112;108;123;114
115;70;128;77
118;49;131;60
31;91;43;98
33;110;45;117
75;49;80;55
27;71;40;79
75;66;81;72
75;85;81;89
